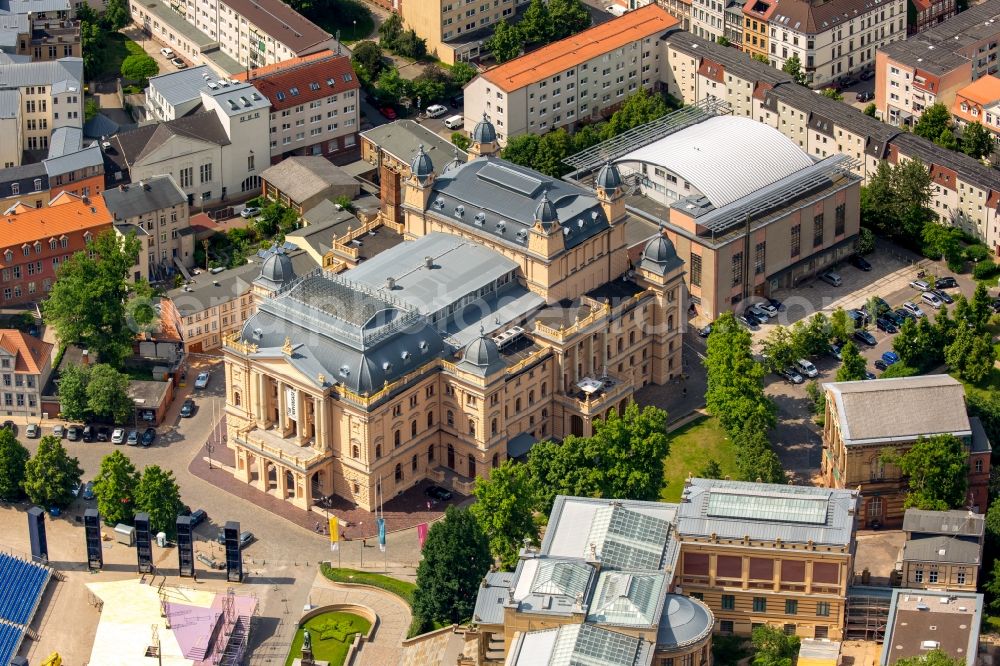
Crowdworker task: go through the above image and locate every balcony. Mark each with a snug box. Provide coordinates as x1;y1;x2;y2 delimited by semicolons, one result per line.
233;425;324;471
557;374;633;418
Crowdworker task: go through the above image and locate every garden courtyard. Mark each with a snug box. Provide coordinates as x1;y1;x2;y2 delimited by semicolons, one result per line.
660;415;738;503
284;611;371;666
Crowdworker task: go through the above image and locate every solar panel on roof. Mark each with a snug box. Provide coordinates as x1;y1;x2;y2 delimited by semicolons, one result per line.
476;162;545;197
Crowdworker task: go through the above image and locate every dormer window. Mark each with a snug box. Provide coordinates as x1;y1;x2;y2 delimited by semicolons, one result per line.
33;241;41;254
3;251;11;262
49;239;57;250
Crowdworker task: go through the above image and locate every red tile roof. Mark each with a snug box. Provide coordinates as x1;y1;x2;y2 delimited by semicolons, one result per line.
236;51;359;111
0;329;52;375
0;192;111;253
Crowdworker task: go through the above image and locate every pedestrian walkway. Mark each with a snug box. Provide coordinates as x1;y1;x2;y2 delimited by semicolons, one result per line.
309;570;412;666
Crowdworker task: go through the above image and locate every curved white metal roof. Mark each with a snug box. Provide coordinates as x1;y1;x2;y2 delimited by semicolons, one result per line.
617;115;814;208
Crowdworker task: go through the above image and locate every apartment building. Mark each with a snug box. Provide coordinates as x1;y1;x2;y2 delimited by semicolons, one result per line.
881;590;983;666
659;30;1000;251
0;329;52;419
130;0;334;75
951;74;1000;152
690;0;732;41
399;0;529;64
462;5;678;146
235;50;360;163
659;0;692;30
0;191;112;305
0;57;83;163
0;0;80;63
102;175;195;280
822;375;991;528
909;0;956;35
724;1;744;45
876;0;1000;126
748;0;907;88
43;126;104;200
899;509;984;592
110;79;269;206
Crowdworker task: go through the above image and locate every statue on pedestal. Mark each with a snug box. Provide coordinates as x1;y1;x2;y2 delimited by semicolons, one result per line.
300;629;315;665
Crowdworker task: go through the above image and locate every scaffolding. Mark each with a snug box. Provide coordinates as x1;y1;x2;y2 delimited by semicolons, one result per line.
845;585;892;641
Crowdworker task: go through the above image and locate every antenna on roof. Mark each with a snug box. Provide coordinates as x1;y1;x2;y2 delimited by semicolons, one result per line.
336;30;341;55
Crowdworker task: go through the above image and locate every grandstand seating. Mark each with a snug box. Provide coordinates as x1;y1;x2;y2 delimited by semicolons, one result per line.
0;553;51;665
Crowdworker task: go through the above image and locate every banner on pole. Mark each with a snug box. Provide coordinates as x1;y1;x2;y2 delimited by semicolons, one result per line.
329;516;339;552
417;522;428;549
377;517;386;552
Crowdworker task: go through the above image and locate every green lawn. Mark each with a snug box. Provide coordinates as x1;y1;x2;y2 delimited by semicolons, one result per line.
305;0;374;42
94;34;147;80
660;415;738;502
284;611;370;666
320;564;416;604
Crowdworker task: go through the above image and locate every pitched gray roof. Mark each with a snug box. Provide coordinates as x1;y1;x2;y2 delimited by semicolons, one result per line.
47;127;83;159
0;57;81;91
676;478;859;546
147;65;216;108
361;119;464;166
111;111;230;167
825;374;970;445
102;175;187;221
260;156;356;204
43;144;102;177
901;535;982;565
903;509;985;538
83;112;122;139
0;161;45;199
472;571;514;625
0;89;17;119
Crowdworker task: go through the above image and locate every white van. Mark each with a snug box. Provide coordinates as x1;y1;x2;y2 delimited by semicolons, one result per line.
426;104;448;118
444;115;464;129
795;359;818;378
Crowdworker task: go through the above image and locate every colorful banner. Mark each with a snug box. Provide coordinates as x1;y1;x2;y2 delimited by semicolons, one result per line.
329;516;339;552
377;517;386;553
416;522;428;549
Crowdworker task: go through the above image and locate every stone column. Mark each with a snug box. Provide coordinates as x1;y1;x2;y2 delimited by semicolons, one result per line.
255;456;267;492
314;397;325;451
235;449;250;483
296;389;308;444
254;373;267;428
277;465;288;498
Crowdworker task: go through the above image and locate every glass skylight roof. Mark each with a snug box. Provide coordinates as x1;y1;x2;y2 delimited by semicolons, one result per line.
548;624;641;666
586;505;670;570
530;560;591;599
707;489;830;525
587;571;665;627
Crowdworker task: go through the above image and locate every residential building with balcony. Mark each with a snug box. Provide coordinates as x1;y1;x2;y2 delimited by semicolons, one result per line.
235;50;360;163
876;0;1000;126
899;508;985;592
461;5;679;146
221;129;685;511
0;329;52;419
822;375;992;528
398;0;529;64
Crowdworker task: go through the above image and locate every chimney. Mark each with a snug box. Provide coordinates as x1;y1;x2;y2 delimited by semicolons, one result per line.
424;256;433;269
386;276;395;290
81;349;89;366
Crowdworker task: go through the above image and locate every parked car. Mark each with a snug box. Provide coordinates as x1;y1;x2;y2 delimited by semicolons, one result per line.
96;426;110;442
847;308;869;327
171;57;187;69
876;316;897;334
931;289;953;304
240;206;260;219
67;425;81;441
71;481;81;498
743;310;762;326
860;70;875;81
141;428;156;447
884;310;904;326
111;428;125;445
935;276;958;289
767;297;784;311
828;343;843;360
126;430;139;446
921;291;943;309
819;271;843;286
189;509;207;526
426;104;448;118
180;399;195;417
82;424;94;442
2;421;16;435
882;351;900;365
795;358;819;378
194;371;210;389
755;301;778;318
424;485;453;502
748;304;772;320
864;371;877;380
450;94;464;108
874;359;888;371
380;106;397;120
895;308;916;323
239;531;255;548
910;279;931;291
854;329;877;346
737;315;757;330
160;47;174;58
856;90;873;102
902;301;925;317
781;367;804;384
850;254;872;271
82;481;94;500
25;424;39;438
53;424;64;438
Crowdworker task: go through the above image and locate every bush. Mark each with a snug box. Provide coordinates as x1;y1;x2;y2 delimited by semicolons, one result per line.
947;257;967;274
965;243;991;263
975;260;1000;280
856;227;876;255
120;53;158;82
451;131;470;151
881;363;920;378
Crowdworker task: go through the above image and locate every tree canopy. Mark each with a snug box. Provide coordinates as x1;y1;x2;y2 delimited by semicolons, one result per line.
23;436;83;509
914;103;953;143
835;342;868;382
861;158;934;250
519;0;552;43
893;651;966;666
781;55;807;85
471;460;538;569
0;429;28;501
882;434;969;510
486;20;522;63
136;465;184;536
350;41;385;81
86;364;134;424
751;623;800;666
94;450;140;525
412;506;491;630
120;54;158;82
961;121;994;160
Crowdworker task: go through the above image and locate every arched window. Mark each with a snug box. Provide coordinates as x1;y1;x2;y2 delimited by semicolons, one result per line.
492;453;499;468
541;383;547;397
394;464;403;482
491;418;498;436
411;420;417;437
393;430;400;448
617;338;624;353
411;454;418;471
976;458;984;472
515;397;522;413
427;411;434;428
428;443;435;462
352;444;360;458
233;391;241;407
447;410;454;426
528;390;534;403
375;444;382;458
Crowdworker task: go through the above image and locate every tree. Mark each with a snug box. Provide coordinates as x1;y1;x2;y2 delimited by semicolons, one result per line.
411;72;446;105
471;460;539;569
93;450;140;525
856;227;876;254
987;495;1000;547
395;29;427;60
946;326;995;384
792;313;831;358
43;230;142;368
961;121;994;160
519;0;552;44
136;465;184;536
970;282;992;332
23;436;83;510
751;53;770;64
760;326;796;374
103;0;130;30
547;0;591;39
0;429;28;501
86;364;134;424
883;434;968;510
501;133;541;170
913;103;953;142
861;160;897;236
922;222;963;264
526;437;603;513
449;61;477;88
935;127;959;151
704;313;776;435
864;102;877;117
486;19;522;63
892;318;925;368
378;12;403;50
451;131;470;151
591;402;670;501
781;54;807;85
751;624;800;666
698;459;723;479
829;307;854;343
893;651;966;666
820;87;843;101
57;363;90;421
412;506;491;629
836;342;868;381
717;36;731;46
350;40;385;80
120;54;158;82
374;67;409;103
604;89;669;137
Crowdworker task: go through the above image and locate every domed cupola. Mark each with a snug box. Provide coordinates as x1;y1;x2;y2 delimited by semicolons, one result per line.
458;327;504;376
410;144;434;185
472;112;497;145
254;244;297;294
533;190;559;230
640;234;684;276
595;161;623;196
